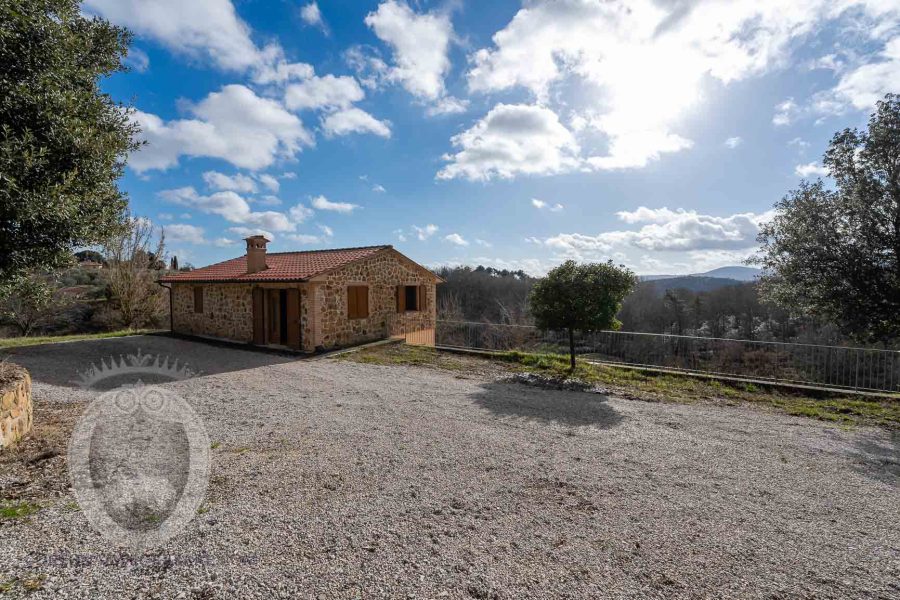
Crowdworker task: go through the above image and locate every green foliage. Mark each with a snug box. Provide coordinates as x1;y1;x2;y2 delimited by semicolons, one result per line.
528;260;636;368
755;94;900;343
0;273;65;335
0;501;40;520
529;261;637;332
0;0;140;283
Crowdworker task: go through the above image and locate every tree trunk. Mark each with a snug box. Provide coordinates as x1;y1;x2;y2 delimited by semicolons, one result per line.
568;328;575;372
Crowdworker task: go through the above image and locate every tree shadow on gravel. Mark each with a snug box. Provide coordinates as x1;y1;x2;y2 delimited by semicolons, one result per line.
850;430;899;485
471;382;623;428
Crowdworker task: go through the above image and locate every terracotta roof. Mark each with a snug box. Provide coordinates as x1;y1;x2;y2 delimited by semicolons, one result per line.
159;245;393;283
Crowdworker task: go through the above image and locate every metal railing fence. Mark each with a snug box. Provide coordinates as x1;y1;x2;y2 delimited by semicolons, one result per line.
435;320;900;393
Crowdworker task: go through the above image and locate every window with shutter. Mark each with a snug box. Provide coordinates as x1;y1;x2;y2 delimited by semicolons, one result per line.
193;287;204;314
347;285;368;319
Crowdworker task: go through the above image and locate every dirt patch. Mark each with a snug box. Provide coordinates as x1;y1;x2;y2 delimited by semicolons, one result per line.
0;399;82;505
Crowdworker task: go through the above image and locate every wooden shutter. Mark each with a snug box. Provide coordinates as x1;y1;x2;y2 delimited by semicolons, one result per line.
359;287;369;317
348;286;369;319
396;285;405;312
252;287;265;345
193;287;204;314
286;288;301;350
347;286;357;318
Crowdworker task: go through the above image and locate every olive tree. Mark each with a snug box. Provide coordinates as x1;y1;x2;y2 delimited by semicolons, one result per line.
528;260;637;370
755;94;900;343
0;0;140;284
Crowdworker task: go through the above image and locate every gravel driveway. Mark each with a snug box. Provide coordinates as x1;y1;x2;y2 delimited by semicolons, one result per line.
1;335;898;599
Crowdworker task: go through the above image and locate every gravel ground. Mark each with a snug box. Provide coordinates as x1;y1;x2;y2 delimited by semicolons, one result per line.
1;335;898;599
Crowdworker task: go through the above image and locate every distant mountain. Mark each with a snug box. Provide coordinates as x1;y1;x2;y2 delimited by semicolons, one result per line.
642;276;746;295
695;266;761;281
640;265;762;283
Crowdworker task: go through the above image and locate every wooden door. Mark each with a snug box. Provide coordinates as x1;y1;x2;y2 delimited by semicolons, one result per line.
267;289;281;343
286;288;301;350
252;287;265;345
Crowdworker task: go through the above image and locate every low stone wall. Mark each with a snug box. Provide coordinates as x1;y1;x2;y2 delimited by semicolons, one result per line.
0;364;32;451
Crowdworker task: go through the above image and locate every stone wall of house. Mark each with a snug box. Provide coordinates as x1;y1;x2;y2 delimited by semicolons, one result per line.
310;250;437;351
171;283;254;343
0;365;32;451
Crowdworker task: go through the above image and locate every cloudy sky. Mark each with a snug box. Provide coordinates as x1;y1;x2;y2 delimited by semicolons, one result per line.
88;0;900;275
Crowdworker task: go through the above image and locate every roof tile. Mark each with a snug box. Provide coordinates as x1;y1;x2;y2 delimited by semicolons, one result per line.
159;245;392;283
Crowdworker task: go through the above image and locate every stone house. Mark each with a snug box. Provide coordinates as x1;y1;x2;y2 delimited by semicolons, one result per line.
159;237;442;352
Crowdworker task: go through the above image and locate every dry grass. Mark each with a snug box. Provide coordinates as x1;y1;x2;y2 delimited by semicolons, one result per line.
0;329;156;351
340;344;900;429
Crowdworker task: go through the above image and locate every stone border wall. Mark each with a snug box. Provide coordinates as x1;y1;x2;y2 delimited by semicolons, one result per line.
0;364;33;451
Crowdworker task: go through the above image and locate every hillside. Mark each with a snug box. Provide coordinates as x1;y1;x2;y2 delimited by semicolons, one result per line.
642;276;746;295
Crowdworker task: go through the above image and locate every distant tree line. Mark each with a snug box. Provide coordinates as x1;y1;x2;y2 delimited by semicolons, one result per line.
435;266;853;346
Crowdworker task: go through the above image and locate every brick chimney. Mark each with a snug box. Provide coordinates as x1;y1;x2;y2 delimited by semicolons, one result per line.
245;235;270;274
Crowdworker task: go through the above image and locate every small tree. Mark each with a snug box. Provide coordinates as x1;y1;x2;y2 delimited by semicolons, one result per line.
529;260;637;370
0;273;69;336
754;94;900;343
103;218;167;329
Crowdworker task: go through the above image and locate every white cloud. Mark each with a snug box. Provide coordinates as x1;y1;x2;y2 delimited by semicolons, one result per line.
203;171;258;193
228;226;275;241
85;0;313;84
310;195;360;214
257;174;280;193
465;0;899;172
213;237;238;247
343;45;391;91
288;203;314;223
444;233;469;246
300;2;328;34
725;136;743;149
819;36;900;113
321;107;392;138
286;224;334;245
394;228;408;242
124;47;150;72
426;96;470;117
372;184;386;193
255;195;282;207
437;104;580;181
795;162;828;177
365;0;454;101
84;0;262;73
475;239;492;248
412;224;438;240
159;186;295;232
532;198;563;211
615;206;684;224
164;223;207;244
543;207;773;256
129;85;313;172
158;213;174;221
281;172;297;179
284;74;364;111
773;98;799;126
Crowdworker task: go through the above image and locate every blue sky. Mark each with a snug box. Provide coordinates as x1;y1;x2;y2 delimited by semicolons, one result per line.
85;0;900;275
